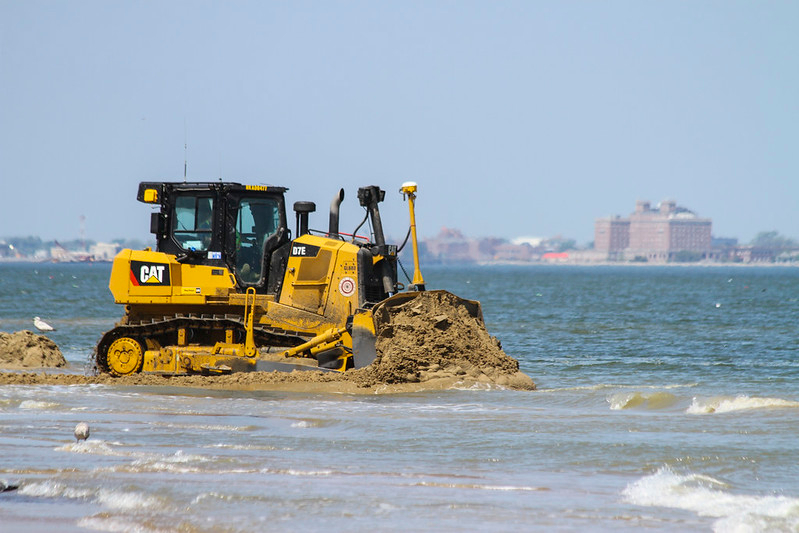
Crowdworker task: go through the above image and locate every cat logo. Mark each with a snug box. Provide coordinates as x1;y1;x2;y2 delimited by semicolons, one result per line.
130;261;171;286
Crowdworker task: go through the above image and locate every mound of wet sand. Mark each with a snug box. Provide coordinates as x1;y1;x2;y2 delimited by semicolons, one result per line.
0;331;66;369
355;290;534;390
0;292;534;393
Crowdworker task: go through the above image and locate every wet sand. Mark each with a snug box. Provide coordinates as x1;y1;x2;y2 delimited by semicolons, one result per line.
0;368;533;394
0;292;535;394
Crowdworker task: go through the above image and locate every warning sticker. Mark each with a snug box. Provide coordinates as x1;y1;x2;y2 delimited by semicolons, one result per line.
338;276;356;297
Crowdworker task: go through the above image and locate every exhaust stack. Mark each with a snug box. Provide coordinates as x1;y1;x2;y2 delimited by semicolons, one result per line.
328;188;345;236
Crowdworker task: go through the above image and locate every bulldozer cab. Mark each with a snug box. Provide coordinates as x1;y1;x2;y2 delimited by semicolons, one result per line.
140;182;290;292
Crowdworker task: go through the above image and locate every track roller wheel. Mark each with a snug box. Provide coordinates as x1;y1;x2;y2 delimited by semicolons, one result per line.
106;337;144;376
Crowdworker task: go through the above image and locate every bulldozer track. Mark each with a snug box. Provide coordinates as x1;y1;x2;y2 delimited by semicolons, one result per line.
95;314;311;374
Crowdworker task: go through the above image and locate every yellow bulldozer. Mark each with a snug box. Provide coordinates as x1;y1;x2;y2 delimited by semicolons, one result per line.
95;180;479;376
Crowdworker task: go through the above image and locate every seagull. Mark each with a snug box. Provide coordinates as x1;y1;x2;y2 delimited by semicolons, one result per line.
33;316;55;331
74;422;90;442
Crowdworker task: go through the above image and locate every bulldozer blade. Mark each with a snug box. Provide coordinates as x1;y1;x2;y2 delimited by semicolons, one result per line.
352;328;377;369
350;290;484;370
255;360;338;373
351;310;378;369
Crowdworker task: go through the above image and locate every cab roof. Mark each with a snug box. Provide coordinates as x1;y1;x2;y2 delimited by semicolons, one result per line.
137;181;288;204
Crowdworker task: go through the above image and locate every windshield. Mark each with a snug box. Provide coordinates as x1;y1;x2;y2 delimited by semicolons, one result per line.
173;195;214;251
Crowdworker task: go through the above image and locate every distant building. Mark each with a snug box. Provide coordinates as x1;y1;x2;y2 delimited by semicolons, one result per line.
594;216;630;261
595;200;712;262
542;252;569;263
422;227;480;264
493;242;534;262
90;242;121;261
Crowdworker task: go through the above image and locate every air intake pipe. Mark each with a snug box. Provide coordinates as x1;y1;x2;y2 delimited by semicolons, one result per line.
293;201;316;236
357;185;395;295
328;188;345;237
357;186;387;249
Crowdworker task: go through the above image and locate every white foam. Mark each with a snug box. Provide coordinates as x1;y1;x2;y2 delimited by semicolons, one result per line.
19;400;60;410
21;480;162;514
150;421;252;431
20;480;92;499
622;466;799;532
541;382;697;393
415;481;547;492
56;439;120;456
191;491;234;505
261;468;334;477
206;443;281;451
78;516;171;533
687;395;799;415
126;450;212;473
94;488;161;511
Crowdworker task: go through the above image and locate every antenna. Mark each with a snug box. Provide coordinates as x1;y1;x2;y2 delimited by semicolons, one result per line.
183;119;188;183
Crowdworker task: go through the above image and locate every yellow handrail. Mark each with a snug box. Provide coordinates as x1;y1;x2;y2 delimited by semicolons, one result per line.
243;287;257;357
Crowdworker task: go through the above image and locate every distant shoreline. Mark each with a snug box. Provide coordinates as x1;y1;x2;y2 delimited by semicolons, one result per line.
446;261;799;268
0;257;795;268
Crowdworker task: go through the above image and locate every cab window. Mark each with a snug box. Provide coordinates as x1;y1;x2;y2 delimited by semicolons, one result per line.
173;195;214;251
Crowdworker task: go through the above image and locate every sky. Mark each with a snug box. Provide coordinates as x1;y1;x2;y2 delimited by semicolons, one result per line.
1;1;797;246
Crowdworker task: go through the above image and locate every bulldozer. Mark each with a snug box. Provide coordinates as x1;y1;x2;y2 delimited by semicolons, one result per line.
95;180;479;376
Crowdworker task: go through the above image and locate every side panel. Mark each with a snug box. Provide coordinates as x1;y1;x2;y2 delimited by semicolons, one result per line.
109;249;236;305
278;235;361;322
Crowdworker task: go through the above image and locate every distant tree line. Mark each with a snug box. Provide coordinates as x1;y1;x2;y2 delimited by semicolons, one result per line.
0;236;150;258
750;231;797;249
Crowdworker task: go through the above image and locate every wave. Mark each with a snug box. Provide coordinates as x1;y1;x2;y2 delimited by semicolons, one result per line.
608;391;678;410
18;400;60;410
20;480;162;512
149;421;255;432
56;439;126;456
77;516;171;533
622;466;799;532
126;450;213;474
56;441;222;475
414;481;548;492
259;467;334;477
20;480;93;499
687;395;799;414
206;443;283;452
539;383;697;393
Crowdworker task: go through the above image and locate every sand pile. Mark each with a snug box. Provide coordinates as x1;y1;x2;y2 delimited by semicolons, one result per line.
0;331;66;369
0;291;534;392
349;290;534;389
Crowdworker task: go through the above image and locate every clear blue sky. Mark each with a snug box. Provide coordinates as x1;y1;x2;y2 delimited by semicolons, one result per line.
1;1;797;245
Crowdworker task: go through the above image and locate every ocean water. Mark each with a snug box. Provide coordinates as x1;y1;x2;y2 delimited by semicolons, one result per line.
1;262;798;532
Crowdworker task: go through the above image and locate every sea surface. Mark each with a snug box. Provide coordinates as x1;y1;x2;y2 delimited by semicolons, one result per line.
1;262;798;532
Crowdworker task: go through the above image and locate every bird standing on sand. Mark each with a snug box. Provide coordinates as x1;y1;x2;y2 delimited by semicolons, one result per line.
33;316;55;331
74;422;90;442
